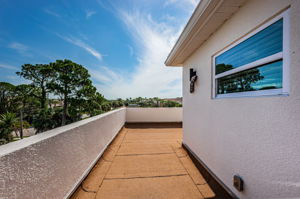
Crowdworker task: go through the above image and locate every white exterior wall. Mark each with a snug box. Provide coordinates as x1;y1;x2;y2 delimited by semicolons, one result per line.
126;108;182;123
182;0;300;198
0;108;126;199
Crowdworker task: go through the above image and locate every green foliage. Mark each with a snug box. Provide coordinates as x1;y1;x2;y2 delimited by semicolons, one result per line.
110;98;124;109
0;112;18;144
1;59;115;144
79;92;107;117
215;64;234;74
14;120;30;130
124;97;182;108
33;109;57;133
48;59;96;125
160;100;182;107
101;101;112;112
13;120;30;138
17;64;53;109
0;82;17;114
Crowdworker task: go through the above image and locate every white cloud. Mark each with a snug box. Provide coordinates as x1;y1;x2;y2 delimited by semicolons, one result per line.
185;0;199;7
44;8;61;18
89;65;123;85
8;42;31;56
8;42;28;51
100;66;120;81
90;69;112;83
161;14;176;22
6;75;30;85
86;10;97;19
164;0;199;7
57;34;103;61
0;63;18;70
95;9;184;99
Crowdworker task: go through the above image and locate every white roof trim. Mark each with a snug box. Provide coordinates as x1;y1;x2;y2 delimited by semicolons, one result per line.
165;0;247;66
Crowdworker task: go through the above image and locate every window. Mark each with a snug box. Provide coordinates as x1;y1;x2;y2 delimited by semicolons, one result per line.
212;10;289;98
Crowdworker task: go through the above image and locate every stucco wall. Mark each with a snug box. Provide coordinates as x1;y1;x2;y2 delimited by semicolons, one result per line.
182;0;300;198
0;108;126;199
126;108;182;123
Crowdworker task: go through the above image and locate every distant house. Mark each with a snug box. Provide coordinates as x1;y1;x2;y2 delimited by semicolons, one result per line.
49;99;63;108
166;0;300;198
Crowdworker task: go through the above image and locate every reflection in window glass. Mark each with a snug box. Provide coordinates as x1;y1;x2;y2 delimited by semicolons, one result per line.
215;19;283;75
217;61;282;94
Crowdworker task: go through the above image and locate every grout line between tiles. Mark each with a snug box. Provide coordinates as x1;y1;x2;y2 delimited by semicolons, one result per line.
104;173;188;181
172;146;205;198
116;152;174;156
93;128;129;199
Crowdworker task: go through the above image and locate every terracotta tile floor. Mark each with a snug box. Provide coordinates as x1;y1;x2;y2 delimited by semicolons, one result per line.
71;126;215;199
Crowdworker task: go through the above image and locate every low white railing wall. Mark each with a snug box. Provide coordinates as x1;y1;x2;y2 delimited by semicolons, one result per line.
0;107;182;199
126;107;182;123
0;108;126;199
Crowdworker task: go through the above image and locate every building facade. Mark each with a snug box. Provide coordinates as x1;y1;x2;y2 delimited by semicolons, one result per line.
166;0;300;198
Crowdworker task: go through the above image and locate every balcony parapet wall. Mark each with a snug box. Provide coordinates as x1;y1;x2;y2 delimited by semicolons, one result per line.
0;107;182;199
126;107;182;123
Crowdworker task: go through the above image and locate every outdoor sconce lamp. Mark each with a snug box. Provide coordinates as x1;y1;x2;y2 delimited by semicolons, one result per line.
233;175;244;192
190;68;197;93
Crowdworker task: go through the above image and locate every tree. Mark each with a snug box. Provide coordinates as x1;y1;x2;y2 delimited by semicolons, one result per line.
215;64;234;74
48;59;95;125
81;92;106;117
161;100;181;107
0;60;110;139
13;120;30;138
16;64;53;110
14;84;35;138
0;112;18;144
33;109;56;133
218;68;264;94
72;84;102;117
102;102;112;112
0;82;16;114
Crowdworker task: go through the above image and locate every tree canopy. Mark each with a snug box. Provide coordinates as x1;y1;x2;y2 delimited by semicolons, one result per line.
0;59;180;145
0;59;117;143
17;64;53;109
48;59;96;125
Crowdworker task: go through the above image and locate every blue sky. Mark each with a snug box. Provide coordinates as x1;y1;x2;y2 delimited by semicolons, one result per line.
0;0;198;99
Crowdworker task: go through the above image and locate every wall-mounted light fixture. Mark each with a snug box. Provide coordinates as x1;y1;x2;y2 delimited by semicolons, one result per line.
233;175;244;192
190;68;197;93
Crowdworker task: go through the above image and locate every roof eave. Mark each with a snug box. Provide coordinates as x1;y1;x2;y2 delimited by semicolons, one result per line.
165;0;247;67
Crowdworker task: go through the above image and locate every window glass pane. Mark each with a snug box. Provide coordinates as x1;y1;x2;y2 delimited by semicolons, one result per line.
217;60;282;94
215;19;283;75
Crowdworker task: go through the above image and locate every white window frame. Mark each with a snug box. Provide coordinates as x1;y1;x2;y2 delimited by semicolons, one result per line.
212;9;290;99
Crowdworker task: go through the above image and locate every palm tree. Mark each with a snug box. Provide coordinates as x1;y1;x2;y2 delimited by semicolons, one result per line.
0;112;18;144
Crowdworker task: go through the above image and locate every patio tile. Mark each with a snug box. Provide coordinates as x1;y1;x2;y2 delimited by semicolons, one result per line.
197;184;216;198
110;129;127;147
173;147;188;157
105;153;187;179
117;142;174;155
71;187;96;199
71;125;215;199
124;132;182;142
123;139;181;145
95;175;203;199
81;159;111;192
102;147;117;162
127;128;182;134
179;156;206;185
